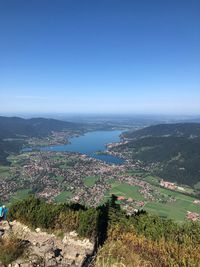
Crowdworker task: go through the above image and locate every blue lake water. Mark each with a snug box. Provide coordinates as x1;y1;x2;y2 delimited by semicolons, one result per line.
25;130;125;164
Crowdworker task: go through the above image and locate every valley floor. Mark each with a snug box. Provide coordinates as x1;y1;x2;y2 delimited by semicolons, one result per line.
0;149;199;222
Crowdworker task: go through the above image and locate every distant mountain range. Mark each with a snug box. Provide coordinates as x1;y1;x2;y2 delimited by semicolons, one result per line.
119;123;200;188
0;116;84;139
123;123;200;139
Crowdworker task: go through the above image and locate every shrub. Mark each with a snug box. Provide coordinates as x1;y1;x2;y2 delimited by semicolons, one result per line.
77;208;99;238
0;236;26;265
8;196;99;239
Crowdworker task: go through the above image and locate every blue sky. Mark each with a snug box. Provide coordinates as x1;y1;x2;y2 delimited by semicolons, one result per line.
0;0;199;115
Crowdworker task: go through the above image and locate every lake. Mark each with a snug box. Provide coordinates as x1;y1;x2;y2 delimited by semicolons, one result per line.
25;130;125;164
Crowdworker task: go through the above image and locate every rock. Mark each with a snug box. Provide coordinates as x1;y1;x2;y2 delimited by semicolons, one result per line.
39;239;55;254
0;221;12;238
56;255;63;262
1;221;94;267
28;254;44;266
35;228;41;233
1;221;11;231
45;251;55;260
19;263;30;267
69;231;78;237
62;235;68;245
45;258;57;267
0;229;4;237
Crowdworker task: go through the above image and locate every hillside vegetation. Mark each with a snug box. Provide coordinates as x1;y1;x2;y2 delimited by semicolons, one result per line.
123;123;200;139
0;116;83;139
116;123;200;188
4;196;200;267
8;195;99;240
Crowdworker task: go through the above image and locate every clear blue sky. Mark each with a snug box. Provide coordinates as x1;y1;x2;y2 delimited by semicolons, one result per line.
0;0;199;115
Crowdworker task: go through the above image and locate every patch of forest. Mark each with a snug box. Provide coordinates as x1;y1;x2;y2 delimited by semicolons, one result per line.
123;122;200;139
118;123;200;187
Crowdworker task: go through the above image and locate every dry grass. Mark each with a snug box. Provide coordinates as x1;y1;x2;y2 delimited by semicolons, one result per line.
0;235;26;265
95;242;152;267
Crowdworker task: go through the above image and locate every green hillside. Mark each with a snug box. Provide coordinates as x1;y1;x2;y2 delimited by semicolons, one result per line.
115;123;200;188
124;123;200;139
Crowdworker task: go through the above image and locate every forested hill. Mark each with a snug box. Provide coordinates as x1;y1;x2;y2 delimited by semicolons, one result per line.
123;123;200;139
116;123;200;188
0;116;85;165
0;116;84;139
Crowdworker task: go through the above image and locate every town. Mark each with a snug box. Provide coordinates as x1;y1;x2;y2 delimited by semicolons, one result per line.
1;145;199;222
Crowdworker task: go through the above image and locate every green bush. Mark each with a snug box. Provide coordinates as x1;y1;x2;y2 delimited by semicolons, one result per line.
78;208;99;238
8;196;99;239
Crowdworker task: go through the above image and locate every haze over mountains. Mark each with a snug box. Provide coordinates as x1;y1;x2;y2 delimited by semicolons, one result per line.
124;123;200;139
0;116;83;139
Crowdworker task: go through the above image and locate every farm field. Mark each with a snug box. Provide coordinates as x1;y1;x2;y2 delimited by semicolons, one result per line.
103;178;200;222
9;189;31;204
104;180;144;201
147;185;200;220
54;191;72;203
145;196;200;222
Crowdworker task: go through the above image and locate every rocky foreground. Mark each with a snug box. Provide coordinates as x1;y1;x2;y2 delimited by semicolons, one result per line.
0;220;94;267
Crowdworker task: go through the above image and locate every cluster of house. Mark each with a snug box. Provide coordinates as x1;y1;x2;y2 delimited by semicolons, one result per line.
72;181;110;206
186;211;200;221
0;179;19;202
115;174;175;204
38;187;60;201
160;179;177;190
27;131;80;147
193;199;200;204
8;150;149;206
116;196;146;215
7;151;121;205
117;195;145;207
106;140;129;149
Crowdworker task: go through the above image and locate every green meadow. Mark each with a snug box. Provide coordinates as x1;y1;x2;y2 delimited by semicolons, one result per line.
54;191;72;203
104;180;144;200
103;178;200;222
9;189;31;204
84;176;100;187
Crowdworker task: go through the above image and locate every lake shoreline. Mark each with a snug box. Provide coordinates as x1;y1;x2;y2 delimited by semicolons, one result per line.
22;130;126;165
